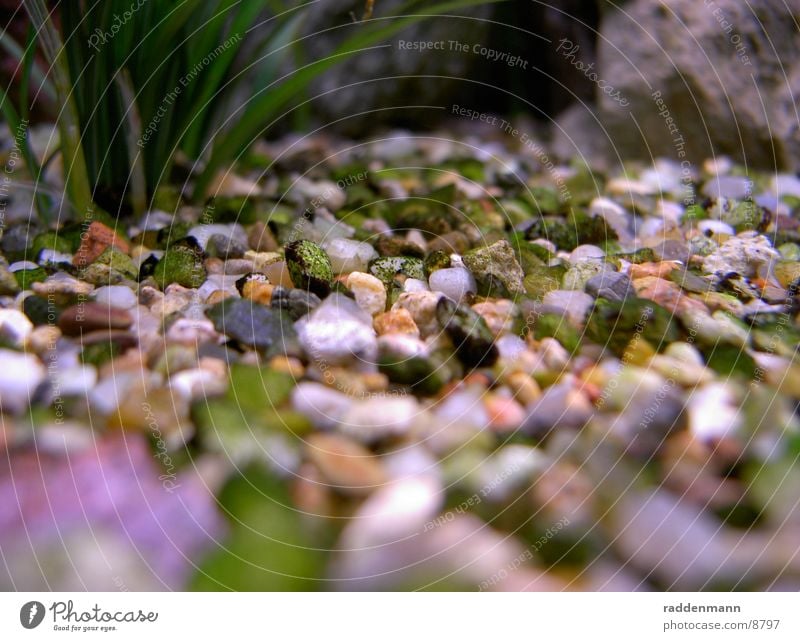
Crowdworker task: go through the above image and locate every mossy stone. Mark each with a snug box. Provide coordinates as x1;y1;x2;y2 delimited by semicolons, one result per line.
151;185;182;212
368;255;425;285
14;267;48;290
284;240;333;297
154;246;206;288
523;264;565;301
424;250;451;277
32;232;72;259
463;239;525;298
530;187;564;215
533;312;581;354
585;297;680;356
81;247;138;284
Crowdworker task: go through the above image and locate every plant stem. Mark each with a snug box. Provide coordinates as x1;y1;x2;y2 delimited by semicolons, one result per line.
24;0;94;220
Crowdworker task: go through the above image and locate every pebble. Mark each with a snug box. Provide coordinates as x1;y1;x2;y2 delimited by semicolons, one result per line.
702;175;753;200
373;308;419;336
93;285;138;310
471;299;519;337
336;475;442;551
585;271;634;302
241;280;274;305
32;273;94;301
8;260;39;272
568;244;606;263
436;297;498;369
0;309;34;347
340;396;421;443
428;267;476;303
771;173;800;199
484;393;526;433
164;318;218;345
687;383;741;441
651;239;691;263
206;297;295;352
773;261;800;288
296;293;378;365
522;383;594;437
169;366;228;401
322;238;378;274
284;239;334;297
291;382;353;429
392;291;443;337
262;259;294;289
305;433;386;496
58;302;133;336
433;386;489;431
25;325;61;354
495;333;527;360
47;364;97;398
504;371;542;404
270;286;321;320
589;196;630;236
703;232;780;280
187;223;247;251
0;349;46;413
562;260;612;291
345;271;387;316
541;289;594;325
196;274;240;300
288;177;346;211
462;239;525;297
697;219;735;237
154;246;206;288
72;221;130;268
402;278;429;293
247;221;279;252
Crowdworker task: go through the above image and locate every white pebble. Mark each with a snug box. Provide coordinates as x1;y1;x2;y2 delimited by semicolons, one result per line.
346;272;386;316
0;309;33;347
291;382;352;429
296;293;377;365
0;349;45;413
93;285;138;310
323;238;378;274
428;267;476;302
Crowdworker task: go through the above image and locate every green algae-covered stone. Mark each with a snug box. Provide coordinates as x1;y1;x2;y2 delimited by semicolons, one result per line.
368;255;425;285
154;245;206;288
284;240;333;297
463;239;525;298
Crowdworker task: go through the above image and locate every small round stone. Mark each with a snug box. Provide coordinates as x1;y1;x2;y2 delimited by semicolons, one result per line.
428;267;477;303
323;238;378;274
346;271;387;316
284;240;334;297
93;285;138;310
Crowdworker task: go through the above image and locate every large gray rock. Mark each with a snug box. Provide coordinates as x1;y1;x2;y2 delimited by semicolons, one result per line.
589;0;800;171
553;0;800;170
300;0;492;131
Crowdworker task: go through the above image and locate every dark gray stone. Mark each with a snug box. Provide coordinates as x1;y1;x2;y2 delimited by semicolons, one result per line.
585;271;634;302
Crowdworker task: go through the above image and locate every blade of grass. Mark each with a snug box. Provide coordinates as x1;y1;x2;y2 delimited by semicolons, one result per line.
0;26;51;221
115;69;147;219
0;25;55;102
25;0;93;218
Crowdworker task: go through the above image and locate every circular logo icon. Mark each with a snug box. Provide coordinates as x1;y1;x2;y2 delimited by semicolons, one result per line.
20;601;45;629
